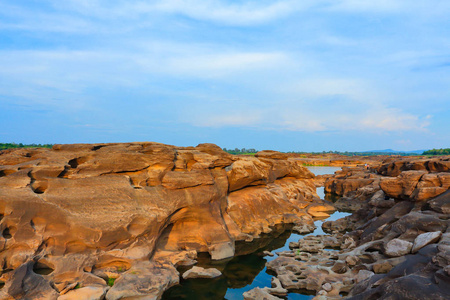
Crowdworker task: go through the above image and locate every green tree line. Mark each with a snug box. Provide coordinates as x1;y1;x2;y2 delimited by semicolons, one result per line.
0;143;53;150
222;148;258;155
422;148;450;155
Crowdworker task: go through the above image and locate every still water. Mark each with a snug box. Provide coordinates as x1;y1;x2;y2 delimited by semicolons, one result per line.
162;166;345;300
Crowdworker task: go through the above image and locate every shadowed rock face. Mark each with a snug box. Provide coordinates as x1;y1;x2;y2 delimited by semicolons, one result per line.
0;142;321;299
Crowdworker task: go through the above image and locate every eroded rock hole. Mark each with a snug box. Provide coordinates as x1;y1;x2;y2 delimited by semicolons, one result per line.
2;228;12;239
33;260;54;275
68;157;88;169
68;158;79;168
0;170;15;177
57;167;69;178
0;281;4;289
31;181;48;194
91;145;105;151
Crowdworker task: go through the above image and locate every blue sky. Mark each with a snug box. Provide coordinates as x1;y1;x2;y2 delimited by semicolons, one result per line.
1;0;449;151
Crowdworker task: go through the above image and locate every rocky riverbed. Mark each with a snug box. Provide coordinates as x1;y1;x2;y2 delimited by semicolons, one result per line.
244;157;450;299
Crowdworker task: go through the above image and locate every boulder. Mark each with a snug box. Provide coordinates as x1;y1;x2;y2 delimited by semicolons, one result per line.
428;190;450;214
105;262;179;300
412;231;442;253
384;239;413;257
182;266;222;279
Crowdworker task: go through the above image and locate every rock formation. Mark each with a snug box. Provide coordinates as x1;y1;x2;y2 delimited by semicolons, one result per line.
246;155;450;299
0;142;323;299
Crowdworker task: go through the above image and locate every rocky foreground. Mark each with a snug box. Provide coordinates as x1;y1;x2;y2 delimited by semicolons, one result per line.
0;142;337;299
244;156;450;299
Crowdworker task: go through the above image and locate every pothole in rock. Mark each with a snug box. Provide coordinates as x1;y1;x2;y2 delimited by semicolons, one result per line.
2;227;15;239
31;181;48;194
0;169;16;177
68;157;88;169
33;260;55;275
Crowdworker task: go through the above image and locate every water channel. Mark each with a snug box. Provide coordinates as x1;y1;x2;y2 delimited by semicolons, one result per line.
162;166;348;300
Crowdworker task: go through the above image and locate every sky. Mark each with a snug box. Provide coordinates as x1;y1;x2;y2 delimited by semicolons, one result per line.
0;0;449;152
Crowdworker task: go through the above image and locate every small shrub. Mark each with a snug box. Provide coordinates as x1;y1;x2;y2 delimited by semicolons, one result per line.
107;277;116;287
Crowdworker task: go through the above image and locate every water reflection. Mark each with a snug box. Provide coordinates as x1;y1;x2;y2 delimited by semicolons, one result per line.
163;227;294;300
163;166;345;300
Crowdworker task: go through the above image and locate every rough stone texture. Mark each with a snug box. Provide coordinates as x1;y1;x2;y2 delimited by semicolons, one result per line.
255;155;450;300
355;270;374;283
58;285;109;300
380;170;426;199
182;266;222;279
324;157;450;204
0;142;320;299
384;239;413;257
412;231;442;253
429;190;450;214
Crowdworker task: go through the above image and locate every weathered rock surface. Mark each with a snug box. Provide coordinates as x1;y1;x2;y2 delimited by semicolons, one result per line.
254;155;450;300
0;142;320;299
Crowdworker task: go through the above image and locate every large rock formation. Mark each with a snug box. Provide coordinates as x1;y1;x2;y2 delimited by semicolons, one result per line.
0;142;321;299
246;155;450;300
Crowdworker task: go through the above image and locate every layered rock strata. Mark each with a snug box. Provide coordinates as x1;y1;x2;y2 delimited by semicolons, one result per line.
0;143;323;299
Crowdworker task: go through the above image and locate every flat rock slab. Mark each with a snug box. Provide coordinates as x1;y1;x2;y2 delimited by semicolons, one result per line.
182;266;222;279
412;231;442;253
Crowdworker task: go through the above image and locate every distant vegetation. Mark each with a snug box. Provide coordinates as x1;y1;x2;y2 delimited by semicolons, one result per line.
0;143;53;150
290;151;421;156
422;148;450;155
223;148;423;156
222;148;257;155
